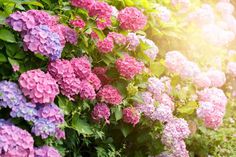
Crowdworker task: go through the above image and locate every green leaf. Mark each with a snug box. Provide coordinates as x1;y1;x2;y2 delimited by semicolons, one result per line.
21;1;44;8
124;0;134;6
58;96;74;115
5;43;17;57
72;113;93;135
0;29;16;43
121;124;133;137
149;61;166;77
8;57;18;66
40;0;51;7
177;101;199;114
0;53;7;62
114;106;122;121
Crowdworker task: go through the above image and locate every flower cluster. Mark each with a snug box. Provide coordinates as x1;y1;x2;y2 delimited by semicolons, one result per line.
108;32;127;45
197;87;227;129
48;57;100;100
35;146;61;157
0;120;34;157
97;85;123;105
116;54;144;79
227;62;236;77
161;118;190;157
122;107;140;126
19;69;59;104
118;7;147;31
91;103;110;123
126;33;140;51
154;4;171;22
23;25;63;60
0;81;26;108
92;67;111;85
165;51;226;88
138;36;159;60
7;10;77;60
70;17;86;28
97;36;114;53
71;0;95;10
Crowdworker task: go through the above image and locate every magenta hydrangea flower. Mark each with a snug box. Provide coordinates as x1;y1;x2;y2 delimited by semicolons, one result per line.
161;118;190;147
227;62;236;77
32;118;56;139
71;0;94;10
89;1;112;18
92;67;111;85
107;32;127;45
91;103;110;123
116;54;144;79
6;10;58;33
79;80;96;100
96;16;112;30
48;59;75;82
10;102;37;122
59;77;81;100
70;57;92;79
122;107;140;126
35;146;61;157
70;17;86;28
23;25;63;60
118;7;147;31
86;73;102;91
0;81;26;108
19;69;59;104
97;37;114;53
97;85;123;105
0;122;34;157
37;103;64;125
126;33;140;51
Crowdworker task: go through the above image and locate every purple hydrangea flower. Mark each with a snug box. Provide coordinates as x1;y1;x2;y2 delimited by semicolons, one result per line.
34;146;61;157
37;103;64;125
0;81;26;108
23;25;63;60
32;118;56;139
10;102;38;122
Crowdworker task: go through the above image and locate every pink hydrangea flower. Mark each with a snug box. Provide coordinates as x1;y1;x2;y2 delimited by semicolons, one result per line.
79;80;96;100
197;101;225;129
193;72;211;88
92;67;111;85
147;77;165;99
35;146;61;157
122;107;140;126
180;61;200;79
171;140;189;157
118;7;147;31
97;85;123;105
96;16;112;30
206;69;226;87
86;73;102;91
70;17;86;28
19;69;59;104
161;118;190;147
90;31;99;40
91;103;110;124
48;59;75;82
89;1;112;18
70;56;92;79
97;37;114;53
227;62;236;77
107;32;127;45
71;0;95;10
0;122;34;157
165;51;187;74
150;104;173;123
115;54;144;79
158;94;175;111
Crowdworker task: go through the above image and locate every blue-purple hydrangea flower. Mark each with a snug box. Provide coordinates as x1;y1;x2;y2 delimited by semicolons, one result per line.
32;118;56;139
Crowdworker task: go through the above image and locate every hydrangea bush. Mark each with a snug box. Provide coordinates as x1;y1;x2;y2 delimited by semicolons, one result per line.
1;0;236;156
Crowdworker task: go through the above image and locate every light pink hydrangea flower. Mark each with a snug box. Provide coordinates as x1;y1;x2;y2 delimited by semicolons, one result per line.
206;69;226;87
107;32;127;45
227;62;236;77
